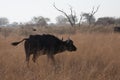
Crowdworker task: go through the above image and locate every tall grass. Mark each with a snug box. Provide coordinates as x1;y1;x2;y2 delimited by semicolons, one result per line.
0;32;120;80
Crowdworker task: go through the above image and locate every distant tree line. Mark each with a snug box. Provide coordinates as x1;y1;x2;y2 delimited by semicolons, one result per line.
0;16;120;27
0;16;50;27
56;15;120;26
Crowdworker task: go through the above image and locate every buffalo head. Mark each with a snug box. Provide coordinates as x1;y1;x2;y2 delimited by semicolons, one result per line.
64;38;77;51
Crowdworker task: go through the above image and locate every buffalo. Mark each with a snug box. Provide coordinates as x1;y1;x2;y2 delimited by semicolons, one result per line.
114;26;120;32
11;34;77;66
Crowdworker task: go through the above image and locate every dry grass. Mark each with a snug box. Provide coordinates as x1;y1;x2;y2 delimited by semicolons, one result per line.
0;25;114;37
0;31;120;80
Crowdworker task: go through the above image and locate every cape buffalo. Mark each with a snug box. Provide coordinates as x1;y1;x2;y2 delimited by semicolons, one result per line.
11;34;77;66
114;26;120;32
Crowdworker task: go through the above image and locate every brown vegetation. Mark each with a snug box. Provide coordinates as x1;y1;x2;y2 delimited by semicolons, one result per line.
0;26;120;80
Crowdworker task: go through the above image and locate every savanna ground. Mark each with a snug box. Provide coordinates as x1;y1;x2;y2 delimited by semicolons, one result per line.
0;25;120;80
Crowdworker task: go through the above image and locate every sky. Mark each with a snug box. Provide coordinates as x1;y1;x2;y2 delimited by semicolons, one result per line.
0;0;120;23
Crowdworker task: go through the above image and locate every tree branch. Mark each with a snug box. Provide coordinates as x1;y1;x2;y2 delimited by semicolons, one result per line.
53;3;74;27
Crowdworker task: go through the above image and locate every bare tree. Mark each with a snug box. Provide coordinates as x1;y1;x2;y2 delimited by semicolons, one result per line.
69;5;77;25
80;6;100;26
82;13;96;25
78;13;83;27
88;6;100;25
53;3;77;27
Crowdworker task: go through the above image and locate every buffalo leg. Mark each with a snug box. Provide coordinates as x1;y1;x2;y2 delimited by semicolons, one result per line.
47;54;55;65
32;54;37;63
26;54;30;67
